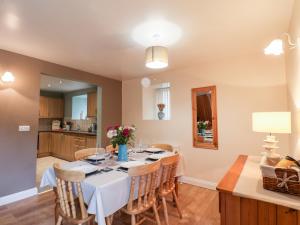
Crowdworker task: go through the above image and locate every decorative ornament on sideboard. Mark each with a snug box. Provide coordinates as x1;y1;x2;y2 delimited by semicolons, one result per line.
157;103;165;120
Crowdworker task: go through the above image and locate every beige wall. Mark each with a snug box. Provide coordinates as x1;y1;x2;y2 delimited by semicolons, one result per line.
123;54;289;185
286;0;300;158
0;49;121;197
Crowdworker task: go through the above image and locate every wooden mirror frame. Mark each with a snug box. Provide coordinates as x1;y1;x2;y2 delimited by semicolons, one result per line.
192;85;218;149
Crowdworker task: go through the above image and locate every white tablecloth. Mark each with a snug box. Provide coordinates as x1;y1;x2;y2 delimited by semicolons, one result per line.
40;151;184;225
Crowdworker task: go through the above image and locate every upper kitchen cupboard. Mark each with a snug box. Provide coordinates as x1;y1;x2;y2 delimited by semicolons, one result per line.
39;96;49;118
48;97;64;118
87;92;97;117
39;96;64;118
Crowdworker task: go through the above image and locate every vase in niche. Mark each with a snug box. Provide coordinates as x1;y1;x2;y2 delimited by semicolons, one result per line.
157;103;165;120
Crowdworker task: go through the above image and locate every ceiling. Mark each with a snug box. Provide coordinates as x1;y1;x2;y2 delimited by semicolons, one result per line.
40;74;96;92
0;0;294;80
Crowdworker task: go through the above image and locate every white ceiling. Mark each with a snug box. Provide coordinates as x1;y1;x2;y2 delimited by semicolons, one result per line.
40;74;95;92
0;0;294;80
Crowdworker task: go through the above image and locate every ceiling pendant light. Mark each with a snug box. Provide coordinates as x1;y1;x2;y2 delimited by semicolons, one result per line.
145;46;168;69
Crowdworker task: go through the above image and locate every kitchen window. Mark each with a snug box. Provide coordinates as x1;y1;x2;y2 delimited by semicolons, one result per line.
72;94;87;120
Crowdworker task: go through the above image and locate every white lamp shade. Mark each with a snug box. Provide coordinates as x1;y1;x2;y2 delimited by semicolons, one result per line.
145;46;168;69
252;112;291;134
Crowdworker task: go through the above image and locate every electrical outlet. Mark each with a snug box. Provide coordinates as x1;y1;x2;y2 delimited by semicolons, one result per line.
19;125;30;132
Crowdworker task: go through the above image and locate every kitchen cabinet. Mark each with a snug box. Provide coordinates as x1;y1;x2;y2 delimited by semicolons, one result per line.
51;132;63;157
46;132;96;161
39;96;49;118
87;92;97;117
86;136;97;148
39;96;64;118
48;97;64;118
38;132;51;157
61;134;74;161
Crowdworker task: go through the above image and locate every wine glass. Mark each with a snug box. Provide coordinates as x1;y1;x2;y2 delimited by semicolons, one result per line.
138;139;143;152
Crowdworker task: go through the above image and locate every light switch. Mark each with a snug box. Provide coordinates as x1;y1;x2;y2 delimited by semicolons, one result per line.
19;125;30;132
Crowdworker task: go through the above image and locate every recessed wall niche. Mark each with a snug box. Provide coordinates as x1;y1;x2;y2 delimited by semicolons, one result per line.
142;82;171;120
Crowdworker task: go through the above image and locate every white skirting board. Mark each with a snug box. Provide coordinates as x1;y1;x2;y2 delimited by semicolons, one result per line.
0;187;38;206
179;176;217;190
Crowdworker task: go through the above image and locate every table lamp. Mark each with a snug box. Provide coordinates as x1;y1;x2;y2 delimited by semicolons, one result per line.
252;112;291;163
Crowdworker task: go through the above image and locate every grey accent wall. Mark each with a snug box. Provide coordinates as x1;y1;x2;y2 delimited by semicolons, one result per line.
0;49;122;197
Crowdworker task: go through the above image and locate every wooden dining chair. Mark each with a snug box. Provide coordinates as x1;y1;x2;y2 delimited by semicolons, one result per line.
150;144;181;198
53;163;95;225
150;144;173;152
122;160;162;225
74;148;105;160
159;154;183;225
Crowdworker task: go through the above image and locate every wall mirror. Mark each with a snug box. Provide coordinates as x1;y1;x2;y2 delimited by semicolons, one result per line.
192;86;218;149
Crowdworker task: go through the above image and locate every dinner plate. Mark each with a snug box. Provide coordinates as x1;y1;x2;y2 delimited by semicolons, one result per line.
145;148;164;153
119;161;145;169
70;164;98;174
147;152;173;160
87;154;105;161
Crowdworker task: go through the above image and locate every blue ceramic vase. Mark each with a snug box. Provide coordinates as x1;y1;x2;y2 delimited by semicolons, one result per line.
118;144;128;161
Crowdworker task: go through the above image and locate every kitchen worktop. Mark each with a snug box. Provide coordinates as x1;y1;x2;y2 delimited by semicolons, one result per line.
217;155;300;211
39;130;97;136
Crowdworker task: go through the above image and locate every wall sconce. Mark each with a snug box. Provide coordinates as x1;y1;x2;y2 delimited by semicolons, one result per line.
140;77;151;88
1;71;15;83
264;33;297;56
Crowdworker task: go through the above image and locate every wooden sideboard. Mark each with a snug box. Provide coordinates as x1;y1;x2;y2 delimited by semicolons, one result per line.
38;131;97;161
217;155;300;225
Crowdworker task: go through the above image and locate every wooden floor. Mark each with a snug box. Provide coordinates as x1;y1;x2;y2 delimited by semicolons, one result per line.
0;184;220;225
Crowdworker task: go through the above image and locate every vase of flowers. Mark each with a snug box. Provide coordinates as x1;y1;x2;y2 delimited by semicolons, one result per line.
107;125;135;161
197;121;209;136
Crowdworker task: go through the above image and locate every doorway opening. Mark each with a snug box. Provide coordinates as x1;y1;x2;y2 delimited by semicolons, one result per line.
36;74;102;192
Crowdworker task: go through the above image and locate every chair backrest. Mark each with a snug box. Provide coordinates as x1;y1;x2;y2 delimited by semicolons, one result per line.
150;144;173;152
105;144;118;153
159;154;180;193
53;163;87;220
74;148;105;160
127;160;161;212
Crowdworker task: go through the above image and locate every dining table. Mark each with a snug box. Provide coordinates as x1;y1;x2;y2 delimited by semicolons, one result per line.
40;149;184;225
